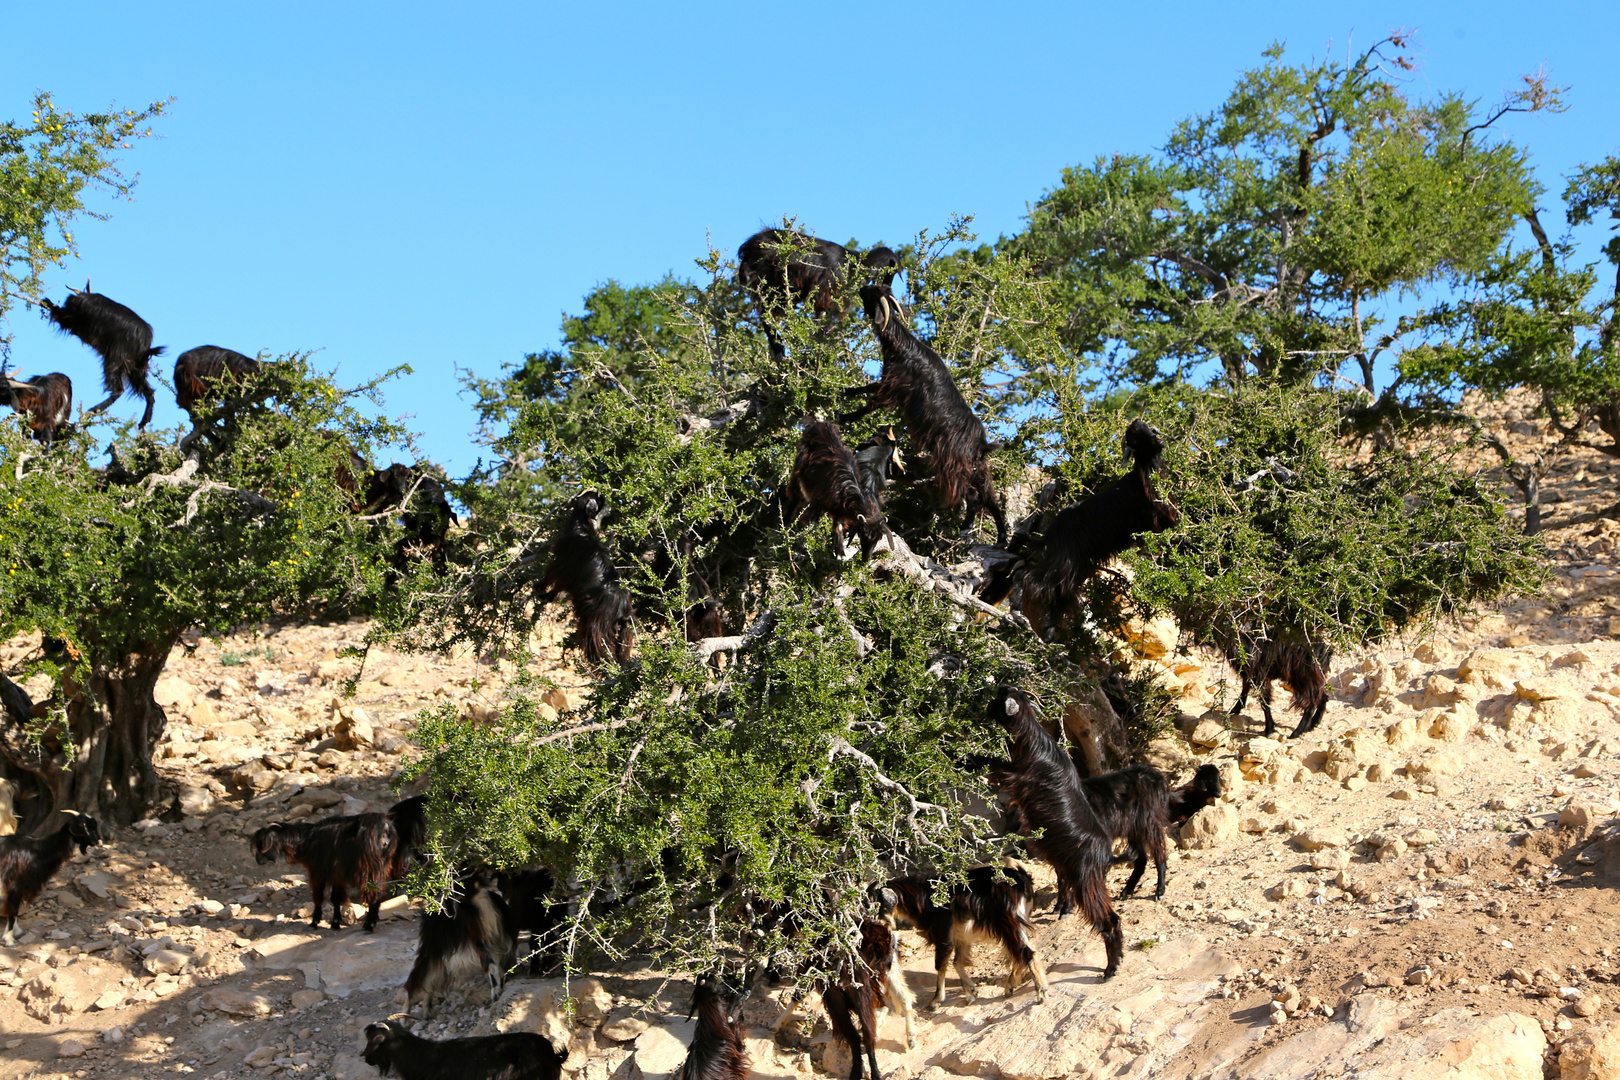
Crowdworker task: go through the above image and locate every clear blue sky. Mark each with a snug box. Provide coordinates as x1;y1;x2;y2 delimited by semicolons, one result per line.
2;2;1615;474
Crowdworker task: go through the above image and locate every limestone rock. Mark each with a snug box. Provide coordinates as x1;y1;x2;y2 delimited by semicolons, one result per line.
1311;850;1351;871
153;676;199;709
1429;711;1471;742
178;785;216;817
1265;879;1310;900
1417;674;1462;709
57;1039;85;1059
1366;762;1392;783
332;708;374;751
1179;803;1238;849
633;1018;699;1080
144;948;190;975
494;979;572;1054
1293;828;1348;852
291;989;325;1010
1189;718;1232;749
1386;718;1421;750
199;989;272;1016
1558;1022;1620;1079
1561;799;1608;831
244;1046;279;1069
601;1009;650;1042
1121;614;1179;659
1516;677;1575;702
1457;648;1527;688
572;978;613;1025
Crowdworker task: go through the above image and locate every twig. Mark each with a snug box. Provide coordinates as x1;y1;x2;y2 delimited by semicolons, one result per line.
535;719;631;744
826;736;946;827
614;734;649;814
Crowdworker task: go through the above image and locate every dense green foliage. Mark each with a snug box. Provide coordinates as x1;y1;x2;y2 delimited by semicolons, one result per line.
0;91;168;353
0;359;411;826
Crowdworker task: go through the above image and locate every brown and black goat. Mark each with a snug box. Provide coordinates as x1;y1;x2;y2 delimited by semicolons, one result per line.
0;812;101;945
842;284;1007;545
41;282;165;428
781;420;887;557
362;1018;565;1080
403;870;516;1016
853;427;904;508
820;919;912;1080
538;490;636;666
173;345;262;417
673;974;751;1080
252;807;401;931
875;863;1046;1010
1225;629;1333;739
737;228;899;359
2;372;73;444
985;688;1123;978
1008;420;1179;638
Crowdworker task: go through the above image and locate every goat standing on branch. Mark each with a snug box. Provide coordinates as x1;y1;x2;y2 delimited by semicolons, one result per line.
365;463;458;571
875;863;1047;1009
0;813;100;945
2;372;73;444
538;490;636;666
737;228;900;359
843;284;1007;545
362;1018;565;1080
1007;420;1179;637
1225;629;1333;739
781;420;887;558
985;688;1123;978
41;282;165;428
173;345;262;417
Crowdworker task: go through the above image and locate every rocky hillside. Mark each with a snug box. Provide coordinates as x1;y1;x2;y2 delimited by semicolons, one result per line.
3;402;1620;1080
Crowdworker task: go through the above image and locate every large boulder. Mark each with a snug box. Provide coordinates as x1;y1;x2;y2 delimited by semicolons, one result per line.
1179;803;1238;849
1559;1022;1620;1079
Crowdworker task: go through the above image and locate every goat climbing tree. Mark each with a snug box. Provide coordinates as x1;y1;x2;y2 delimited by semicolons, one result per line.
0;359;412;830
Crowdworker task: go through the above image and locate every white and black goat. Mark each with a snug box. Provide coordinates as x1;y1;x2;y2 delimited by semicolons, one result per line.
403;871;516;1015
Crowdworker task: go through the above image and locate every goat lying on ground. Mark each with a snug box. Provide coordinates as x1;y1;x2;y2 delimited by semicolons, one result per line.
673;975;751;1080
173;345;262;417
404;871;517;1015
1168;764;1223;824
42;283;165;428
875;863;1046;1008
252;804;406;931
0;813;101;945
737;228;900;358
781;420;886;557
362;1018;565;1080
1225;630;1333;739
495;867;565;976
843;285;1007;545
985;688;1123;978
538;490;635;666
2;373;73;444
1008;420;1179;638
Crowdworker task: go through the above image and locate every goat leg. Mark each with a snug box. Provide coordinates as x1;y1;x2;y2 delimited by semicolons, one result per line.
1259;687;1277;739
930;940;951;1009
1119;845;1147;901
951;936;978;1003
328;883;348;930
308;877;327;929
1290;698;1328;740
1;913;15;947
86;391;120;415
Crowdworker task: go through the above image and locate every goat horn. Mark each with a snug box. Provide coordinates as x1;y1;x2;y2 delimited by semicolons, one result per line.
892;447;905;473
856;514;867;524
878;296;890;330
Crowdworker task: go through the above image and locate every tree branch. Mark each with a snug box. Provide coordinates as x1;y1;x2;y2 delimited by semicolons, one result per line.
691;610;777;660
826;736;946;827
535;719;631;745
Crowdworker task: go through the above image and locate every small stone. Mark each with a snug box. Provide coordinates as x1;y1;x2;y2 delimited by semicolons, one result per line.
101;1026;123;1044
600;1013;650;1042
244;1045;279;1069
290;989;325;1010
571;978;613;1025
1189;718;1232;749
58;1039;85;1059
1573;994;1603;1017
1509;968;1533;985
1390;788;1416;802
1265;879;1310;901
143;949;189;975
1293;828;1349;851
1344;776;1368;791
1406;965;1433;985
197;899;224;916
1365;762;1392;783
1310;850;1351;872
1486;795;1520;811
1405;828;1440;846
92;990;124;1011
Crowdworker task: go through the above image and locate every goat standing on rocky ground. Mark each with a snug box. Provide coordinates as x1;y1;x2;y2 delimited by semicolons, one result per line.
1225;629;1332;739
1167;764;1223;824
404;870;517;1015
252;808;399;931
362;1018;565;1080
876;862;1047;1008
41;283;165;428
0;812;101;945
673;974;751;1080
985;688;1124;978
843;284;1007;545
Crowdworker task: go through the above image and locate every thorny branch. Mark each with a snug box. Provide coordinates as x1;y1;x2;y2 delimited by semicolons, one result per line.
826;737;946;827
691;611;778;660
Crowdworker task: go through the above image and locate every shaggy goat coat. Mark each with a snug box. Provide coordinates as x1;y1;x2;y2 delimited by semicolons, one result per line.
0;813;100;945
42;287;165;427
362;1018;565;1080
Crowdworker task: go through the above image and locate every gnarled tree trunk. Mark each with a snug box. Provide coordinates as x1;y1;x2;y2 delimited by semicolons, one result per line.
0;636;178;833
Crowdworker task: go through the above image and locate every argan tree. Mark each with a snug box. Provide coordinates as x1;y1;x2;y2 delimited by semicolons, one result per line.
0;361;411;830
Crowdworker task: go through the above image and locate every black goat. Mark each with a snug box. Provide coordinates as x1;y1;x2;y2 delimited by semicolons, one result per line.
1167;764;1223;825
387;794;429;884
0;813;101;945
1009;420;1179;638
820;919;911;1080
645;534;724;645
853;427;905;507
495;867;565;976
985;688;1123;978
403;871;517;1015
41;283;165;428
737;228;900;358
362;1018;565;1080
842;284;1007;545
781;420;887;557
673;975;751;1080
366;463;458;571
173;345;261;417
2;372;73;444
876;863;1046;1009
1226;631;1333;739
251;808;399;931
538;490;636;666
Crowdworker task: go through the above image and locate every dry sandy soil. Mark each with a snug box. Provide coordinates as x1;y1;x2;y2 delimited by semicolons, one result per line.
3;400;1620;1080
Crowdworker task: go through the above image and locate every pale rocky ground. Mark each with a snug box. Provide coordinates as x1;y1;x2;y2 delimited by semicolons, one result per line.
4;397;1620;1079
